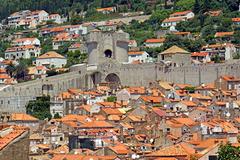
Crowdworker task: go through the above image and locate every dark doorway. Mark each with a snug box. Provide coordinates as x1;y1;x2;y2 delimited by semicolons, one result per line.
104;49;112;58
105;73;120;84
91;72;102;86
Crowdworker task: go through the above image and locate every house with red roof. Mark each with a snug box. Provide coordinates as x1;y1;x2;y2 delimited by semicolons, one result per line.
128;51;151;63
36;51;67;68
232;17;240;25
12;38;40;47
170;10;195;19
201;43;236;61
96;7;116;14
144;38;165;48
5;45;41;60
215;32;234;42
52;32;80;50
215;75;240;90
27;65;48;79
191;52;211;63
48;13;62;24
161;10;194;29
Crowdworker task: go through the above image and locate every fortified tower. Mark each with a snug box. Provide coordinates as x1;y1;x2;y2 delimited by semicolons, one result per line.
86;30;129;65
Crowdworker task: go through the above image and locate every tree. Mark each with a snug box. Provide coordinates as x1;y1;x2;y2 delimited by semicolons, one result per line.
149;9;171;29
13;61;29;81
212;54;221;63
184;86;195;93
41;37;53;54
106;96;117;102
57;42;72;55
225;0;239;11
232;30;240;44
6;63;16;77
26;96;52;120
193;0;200;14
46;70;58;77
70;15;83;25
66;50;87;67
218;143;240;160
176;0;195;11
53;113;61;119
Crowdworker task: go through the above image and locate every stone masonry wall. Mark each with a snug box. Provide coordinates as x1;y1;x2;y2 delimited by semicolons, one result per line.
0;130;29;160
2;60;240;113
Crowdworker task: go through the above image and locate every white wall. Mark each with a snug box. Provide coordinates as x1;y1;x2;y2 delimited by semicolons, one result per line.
128;51;150;63
36;58;67;68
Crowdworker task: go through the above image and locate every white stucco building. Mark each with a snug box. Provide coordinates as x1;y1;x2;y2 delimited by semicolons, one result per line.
12;38;40;46
144;38;165;48
36;51;67;68
128;51;151;63
5;45;41;60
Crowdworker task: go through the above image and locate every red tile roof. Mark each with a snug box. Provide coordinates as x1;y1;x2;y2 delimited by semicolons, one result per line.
152;108;166;117
145;38;165;43
170;10;192;17
232;18;240;22
215;32;234;37
0;125;28;151
191;52;208;57
128;51;144;55
162;17;185;23
38;51;65;59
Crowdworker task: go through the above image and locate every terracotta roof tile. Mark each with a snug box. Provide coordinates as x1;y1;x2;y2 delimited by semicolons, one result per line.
11;113;38;121
145;38;165;43
170;10;192;17
38;51;65;59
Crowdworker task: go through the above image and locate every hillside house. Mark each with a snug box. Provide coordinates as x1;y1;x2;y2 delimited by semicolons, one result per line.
128;51;151;63
36;51;67;68
5;45;41;60
52;32;79;50
232;18;240;25
201;43;236;61
12;38;40;46
191;52;211;63
96;7;116;14
144;38;165;48
161;10;194;28
215;75;240;90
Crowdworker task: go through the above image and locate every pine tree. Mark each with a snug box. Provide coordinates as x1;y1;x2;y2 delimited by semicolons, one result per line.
193;0;200;14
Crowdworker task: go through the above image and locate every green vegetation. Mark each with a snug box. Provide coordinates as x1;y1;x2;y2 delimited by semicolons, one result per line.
106;96;117;102
6;60;29;81
53;113;62;119
26;96;52;120
218;143;240;160
40;36;53;54
0;41;10;58
184;86;195;93
66;50;87;67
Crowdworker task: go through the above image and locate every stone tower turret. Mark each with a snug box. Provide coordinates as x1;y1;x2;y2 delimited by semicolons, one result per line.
86;30;129;65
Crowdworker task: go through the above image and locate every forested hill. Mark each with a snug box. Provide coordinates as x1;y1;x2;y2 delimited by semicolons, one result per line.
0;0;239;21
0;0;97;20
0;0;149;20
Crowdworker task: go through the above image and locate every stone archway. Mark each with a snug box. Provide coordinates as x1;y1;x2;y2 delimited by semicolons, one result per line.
104;49;112;58
105;73;121;84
